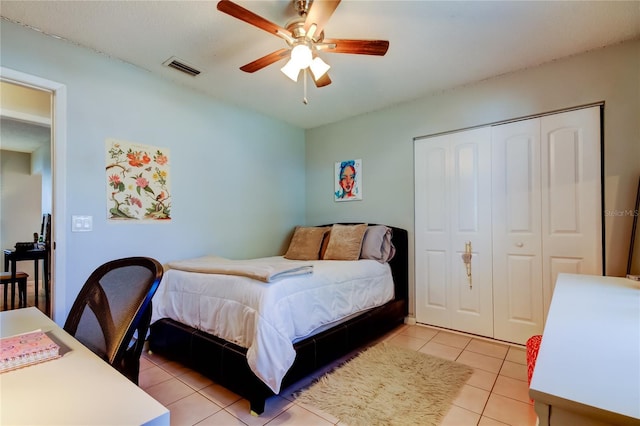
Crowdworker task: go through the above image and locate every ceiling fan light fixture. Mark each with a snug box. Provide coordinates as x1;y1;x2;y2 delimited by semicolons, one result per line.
281;59;302;81
310;56;330;79
290;44;312;68
281;43;315;81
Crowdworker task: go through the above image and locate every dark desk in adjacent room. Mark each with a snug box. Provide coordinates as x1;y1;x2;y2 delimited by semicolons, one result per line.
3;247;49;308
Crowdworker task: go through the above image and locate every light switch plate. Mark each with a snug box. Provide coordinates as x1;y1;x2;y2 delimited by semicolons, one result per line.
72;215;93;232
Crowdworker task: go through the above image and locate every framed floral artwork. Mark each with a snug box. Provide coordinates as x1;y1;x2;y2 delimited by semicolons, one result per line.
334;159;362;202
106;138;171;221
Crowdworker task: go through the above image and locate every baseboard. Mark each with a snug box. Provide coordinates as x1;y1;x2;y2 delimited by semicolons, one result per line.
404;316;416;325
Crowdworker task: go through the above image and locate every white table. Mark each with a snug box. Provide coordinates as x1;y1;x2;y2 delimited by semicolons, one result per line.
0;307;169;425
529;273;640;425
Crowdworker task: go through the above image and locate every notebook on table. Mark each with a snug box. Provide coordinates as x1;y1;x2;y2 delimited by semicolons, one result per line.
0;329;61;373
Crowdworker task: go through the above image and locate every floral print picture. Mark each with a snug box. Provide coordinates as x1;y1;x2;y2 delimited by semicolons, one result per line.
106;138;171;221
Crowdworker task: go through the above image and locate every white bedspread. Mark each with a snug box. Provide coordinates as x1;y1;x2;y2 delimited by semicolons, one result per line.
151;256;394;393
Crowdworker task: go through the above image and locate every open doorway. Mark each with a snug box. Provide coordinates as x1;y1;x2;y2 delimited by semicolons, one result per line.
1;67;67;323
1;81;52;315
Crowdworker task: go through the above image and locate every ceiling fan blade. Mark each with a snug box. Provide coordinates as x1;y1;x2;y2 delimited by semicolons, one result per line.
239;48;290;73
304;0;341;36
217;0;293;41
313;72;332;88
321;39;389;56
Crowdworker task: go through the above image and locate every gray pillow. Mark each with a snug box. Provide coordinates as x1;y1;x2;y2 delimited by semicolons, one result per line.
360;225;396;263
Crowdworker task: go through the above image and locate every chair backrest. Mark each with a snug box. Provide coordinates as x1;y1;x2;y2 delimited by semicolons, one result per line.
40;214;51;246
63;257;163;382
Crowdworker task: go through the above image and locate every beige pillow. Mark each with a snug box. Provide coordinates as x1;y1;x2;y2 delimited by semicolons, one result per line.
323;224;368;260
284;226;329;260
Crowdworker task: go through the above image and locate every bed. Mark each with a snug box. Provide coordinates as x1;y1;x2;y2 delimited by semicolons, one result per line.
148;223;408;414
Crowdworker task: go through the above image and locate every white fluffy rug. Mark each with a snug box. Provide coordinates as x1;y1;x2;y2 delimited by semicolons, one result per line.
295;343;473;426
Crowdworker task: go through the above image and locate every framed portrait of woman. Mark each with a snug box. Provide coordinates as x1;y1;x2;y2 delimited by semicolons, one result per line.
334;159;362;202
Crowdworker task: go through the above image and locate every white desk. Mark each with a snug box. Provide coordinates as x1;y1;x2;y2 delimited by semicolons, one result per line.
0;307;169;425
529;274;640;425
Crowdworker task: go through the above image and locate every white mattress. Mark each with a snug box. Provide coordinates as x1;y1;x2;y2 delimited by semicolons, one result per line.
151;256;394;393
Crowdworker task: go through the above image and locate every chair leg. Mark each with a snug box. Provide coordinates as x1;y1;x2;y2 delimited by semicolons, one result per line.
18;278;27;308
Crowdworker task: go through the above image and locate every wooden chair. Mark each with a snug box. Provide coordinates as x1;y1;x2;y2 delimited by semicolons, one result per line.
63;257;163;384
1;271;28;310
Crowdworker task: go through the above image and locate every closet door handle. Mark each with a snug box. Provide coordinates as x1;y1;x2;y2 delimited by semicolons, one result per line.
461;241;472;289
515;242;524;248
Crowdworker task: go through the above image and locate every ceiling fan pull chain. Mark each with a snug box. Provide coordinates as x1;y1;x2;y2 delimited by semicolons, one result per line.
303;69;309;105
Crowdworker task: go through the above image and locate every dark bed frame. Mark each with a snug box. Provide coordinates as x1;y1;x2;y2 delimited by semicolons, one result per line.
148;224;408;414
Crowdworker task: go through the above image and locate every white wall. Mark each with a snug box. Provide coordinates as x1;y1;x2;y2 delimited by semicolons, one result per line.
1;21;306;320
3;18;637;323
306;39;640;315
31;143;52;215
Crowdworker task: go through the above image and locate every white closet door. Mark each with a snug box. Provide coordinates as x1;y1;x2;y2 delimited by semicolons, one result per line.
415;128;494;337
449;130;494;336
491;106;602;343
415;138;450;328
492;118;545;344
415;106;601;344
541;107;602;317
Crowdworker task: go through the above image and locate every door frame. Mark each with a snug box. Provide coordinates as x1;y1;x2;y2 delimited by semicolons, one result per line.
1;67;67;323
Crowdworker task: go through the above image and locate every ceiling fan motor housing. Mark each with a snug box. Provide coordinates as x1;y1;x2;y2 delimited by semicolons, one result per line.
286;20;324;44
294;0;312;16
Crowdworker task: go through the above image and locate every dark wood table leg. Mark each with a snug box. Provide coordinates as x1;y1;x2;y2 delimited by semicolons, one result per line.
11;260;16;309
34;259;39;307
19;276;27;308
44;253;50;307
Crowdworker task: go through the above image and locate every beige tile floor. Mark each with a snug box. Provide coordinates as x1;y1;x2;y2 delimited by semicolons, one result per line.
0;283;538;425
139;323;538;426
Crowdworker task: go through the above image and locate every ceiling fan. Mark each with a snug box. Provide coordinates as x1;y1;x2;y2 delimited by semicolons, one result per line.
216;0;389;89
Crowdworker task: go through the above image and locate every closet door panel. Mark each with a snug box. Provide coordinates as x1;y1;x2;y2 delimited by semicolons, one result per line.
549;257;583;291
541;107;602;314
492;119;544;344
455;251;487;311
415;128;493;337
449;129;493;336
415;139;451;328
547;132;580;233
425;148;448;232
424;250;448;308
454;143;481;232
506;255;537;321
505;140;536;232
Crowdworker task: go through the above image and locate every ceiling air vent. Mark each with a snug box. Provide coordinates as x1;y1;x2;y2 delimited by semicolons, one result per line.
163;56;201;77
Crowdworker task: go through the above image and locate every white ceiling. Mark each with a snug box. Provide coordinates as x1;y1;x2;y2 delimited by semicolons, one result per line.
0;117;50;153
0;82;52;153
2;1;639;129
